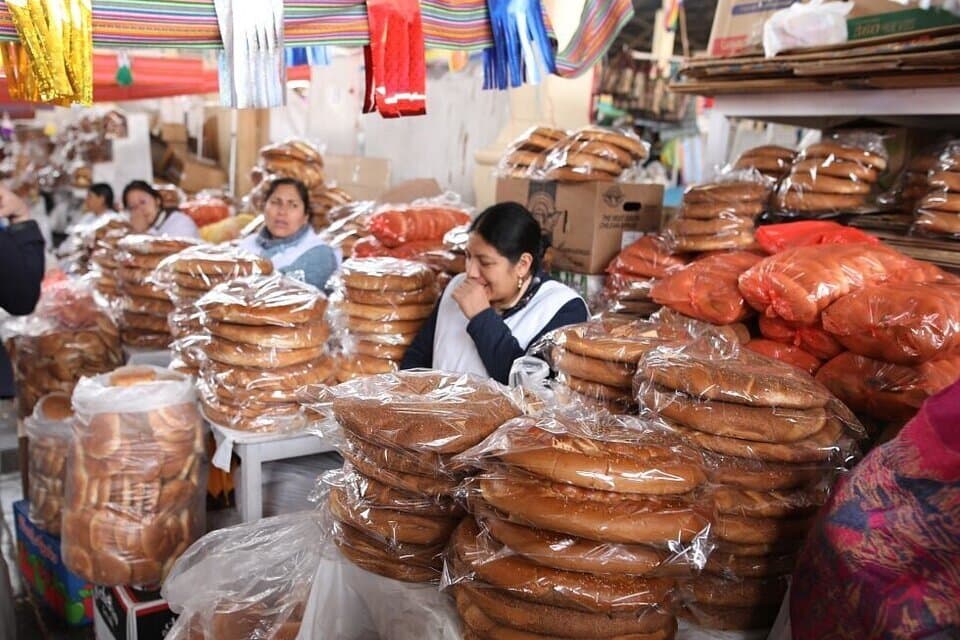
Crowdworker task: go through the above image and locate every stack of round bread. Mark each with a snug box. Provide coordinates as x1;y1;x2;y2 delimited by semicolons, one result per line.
733;145;796;181
254;140;326;191
635;343;857;631
69;213;129;277
914;148;960;236
332;258;440;383
602;235;688;318
541;127;649;182
25;393;74;535
446;411;716;640
153;244;274;307
62;366;206;587
115;235;198;350
777;141;888;216
194;274;335;433
896;152;941;213
89;226;129;301
497;126;568;179
328;370;522;582
310;185;353;231
665;180;771;252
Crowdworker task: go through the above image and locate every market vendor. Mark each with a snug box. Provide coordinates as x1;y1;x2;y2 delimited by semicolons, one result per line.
76;183;117;226
122;180;200;238
238;177;339;291
401;201;588;384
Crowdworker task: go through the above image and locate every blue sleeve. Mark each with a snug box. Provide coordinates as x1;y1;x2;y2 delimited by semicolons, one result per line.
280;245;339;291
399;302;439;370
466;298;589;384
0;221;45;315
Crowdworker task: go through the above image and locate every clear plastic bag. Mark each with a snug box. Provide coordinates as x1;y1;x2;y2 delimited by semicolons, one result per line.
879;141;956;214
151;244;274;306
913;141;960;237
606;234;690;280
495;126;568;179
162;511;325;640
367;193;472;249
63;365;207;587
757;316;843;362
762;0;852;57
732;146;796;182
539;126;650;183
650;251;763;325
744;339;821;375
754;220;879;254
24;393;74;535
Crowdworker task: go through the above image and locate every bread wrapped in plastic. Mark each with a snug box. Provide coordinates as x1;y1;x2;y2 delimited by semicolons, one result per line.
152;244;273;304
180;194;231;228
539;126;650;183
913;142;960;237
606;235;689;280
738;242;951;326
162;511;323;640
63;366;206;587
755;220;879;254
651;251;762;325
196;272;328;330
757;315;843;361
367;195;472;249
25;393;74;535
732;145;796;181
821;282;960;365
745;339;821;375
496;126;568;179
815;351;960;424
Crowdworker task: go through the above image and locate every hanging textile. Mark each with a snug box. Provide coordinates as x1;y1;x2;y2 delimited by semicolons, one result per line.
555;0;634;78
482;0;556;90
213;0;285;108
285;45;330;67
363;0;427;117
3;0;92;105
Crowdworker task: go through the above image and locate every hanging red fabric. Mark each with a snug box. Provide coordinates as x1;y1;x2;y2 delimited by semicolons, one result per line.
363;0;426;118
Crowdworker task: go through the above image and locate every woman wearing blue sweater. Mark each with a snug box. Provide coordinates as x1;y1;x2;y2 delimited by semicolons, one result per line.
401;202;588;384
239;178;339;291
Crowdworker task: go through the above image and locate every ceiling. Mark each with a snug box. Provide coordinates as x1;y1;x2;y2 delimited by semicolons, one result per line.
615;0;719;55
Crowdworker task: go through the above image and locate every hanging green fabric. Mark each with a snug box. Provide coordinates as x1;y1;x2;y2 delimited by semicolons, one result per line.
555;0;634;78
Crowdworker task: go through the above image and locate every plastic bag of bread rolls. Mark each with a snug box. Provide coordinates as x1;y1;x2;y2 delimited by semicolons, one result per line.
776;132;889;217
754;220;879;254
2;279;123;419
738;242;953;326
151;244;274;306
732;145;796;182
496;125;568;179
913;141;960;237
539;126;650;183
878;141;954;214
650;251;762;325
162;511;324;640
758;315;843;362
367;194;472;249
62;365;207;587
25;393;74;535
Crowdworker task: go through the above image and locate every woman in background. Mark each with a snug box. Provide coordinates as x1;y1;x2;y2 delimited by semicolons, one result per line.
122;180;199;238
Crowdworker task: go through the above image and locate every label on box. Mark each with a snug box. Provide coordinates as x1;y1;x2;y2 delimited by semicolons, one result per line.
847;7;960;40
95;586;126;639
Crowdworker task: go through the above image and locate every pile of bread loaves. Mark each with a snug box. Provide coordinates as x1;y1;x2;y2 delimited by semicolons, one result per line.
665;180;771;252
62;366;206;587
733;145;796;182
915;145;960;236
499;125;648;182
25;393;74;535
777;140;887;215
602;235;687;319
325;371;522;583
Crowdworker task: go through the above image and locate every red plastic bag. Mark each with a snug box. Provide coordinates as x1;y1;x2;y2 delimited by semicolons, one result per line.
755;221;879;254
738;243;950;326
745;339;821;375
368;207;471;248
605;235;689;279
650;251;762;325
815;351;960;423
351;237;445;260
181;196;230;228
758;316;843;361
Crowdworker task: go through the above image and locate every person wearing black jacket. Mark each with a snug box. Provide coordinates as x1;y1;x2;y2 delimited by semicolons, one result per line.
0;185;45;397
400;202;587;384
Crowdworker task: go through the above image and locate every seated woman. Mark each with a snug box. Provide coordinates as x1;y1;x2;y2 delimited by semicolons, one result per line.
238;178;339;291
76;183;117;226
401;202;588;384
122;180;200;238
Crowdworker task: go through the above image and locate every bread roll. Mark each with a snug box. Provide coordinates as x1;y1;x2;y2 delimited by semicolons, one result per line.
340;258;435;292
205;319;329;350
204;338;325;368
802;142;887;170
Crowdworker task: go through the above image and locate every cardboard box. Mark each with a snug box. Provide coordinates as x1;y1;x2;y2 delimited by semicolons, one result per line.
706;0;794;57
94;585;178;640
324;154;392;201
496;178;664;274
13;500;93;626
157;123;188;144
163;151;228;194
551;270;606;305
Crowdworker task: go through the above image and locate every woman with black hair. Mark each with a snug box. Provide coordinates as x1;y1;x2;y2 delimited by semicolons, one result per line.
238;177;339;290
401;201;588;384
122;180;200;238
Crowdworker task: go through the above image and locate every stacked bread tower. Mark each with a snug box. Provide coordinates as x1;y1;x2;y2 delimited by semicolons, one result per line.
665;180;771;252
62;366;206;587
635;343;857;631
89;225;130;302
914;145;960;236
153;245;274;376
540;126;649;182
897;151;942;213
446;410;710;640
115;235;198;350
733;145;796;182
63;213;129;277
777;140;888;216
319;202;377;260
195;273;335;433
332;258;440;382
24;393;74;534
498;126;568;178
651;251;762;326
327;371;522;582
4;281;123;419
603;235;688;318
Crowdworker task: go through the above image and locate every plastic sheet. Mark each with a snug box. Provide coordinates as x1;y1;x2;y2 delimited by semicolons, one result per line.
651;251;762;325
152;244;274;305
754;220;879;254
496;126;568;178
24;393;74;535
162;511;324;640
775;133;888;217
879;142;953;214
732;146;796;181
606;235;690;280
738;242;951;326
913;142;960;237
367;194;472;249
539;126;650;183
63;365;206;587
180;193;232;228
745;339;821;375
815;351;960;424
821;282;960;364
757;316;843;362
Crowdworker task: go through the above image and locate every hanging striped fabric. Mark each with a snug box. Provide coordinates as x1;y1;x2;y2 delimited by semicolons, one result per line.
555;0;634;78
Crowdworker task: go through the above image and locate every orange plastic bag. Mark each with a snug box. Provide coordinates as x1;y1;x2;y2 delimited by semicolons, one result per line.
745;339;821;375
815;351;960;423
368;206;471;248
755;220;878;254
821;282;960;365
605;235;689;279
738;243;950;326
758;315;843;361
351;237;444;260
650;251;762;325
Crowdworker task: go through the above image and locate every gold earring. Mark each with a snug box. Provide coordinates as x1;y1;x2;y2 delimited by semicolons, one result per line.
517;276;523;291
